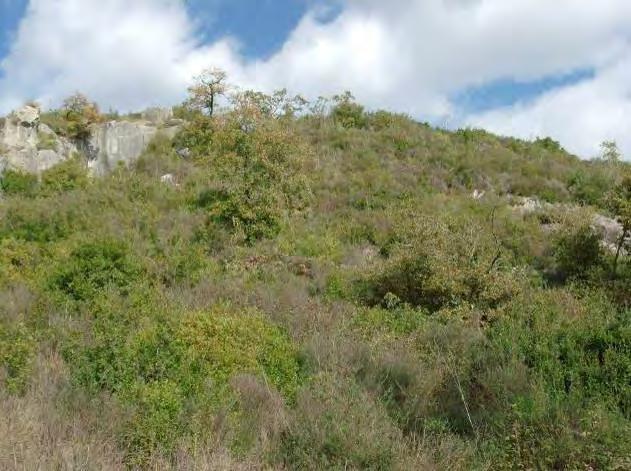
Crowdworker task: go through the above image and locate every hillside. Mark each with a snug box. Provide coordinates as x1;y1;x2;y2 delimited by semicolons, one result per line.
0;87;630;469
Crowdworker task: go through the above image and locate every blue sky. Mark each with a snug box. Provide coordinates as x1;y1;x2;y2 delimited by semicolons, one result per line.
184;0;340;59
0;0;28;61
0;0;629;158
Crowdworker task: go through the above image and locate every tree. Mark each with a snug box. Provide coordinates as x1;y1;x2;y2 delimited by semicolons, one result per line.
606;173;631;276
187;68;228;117
331;91;367;129
601;140;621;163
61;92;101;140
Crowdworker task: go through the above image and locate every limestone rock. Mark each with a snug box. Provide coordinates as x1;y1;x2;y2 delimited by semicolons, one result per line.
592;214;624;249
176;147;191;159
512;196;549;214
472;189;486;200
160;173;176;186
15;104;40;127
87;121;159;176
0;105;77;175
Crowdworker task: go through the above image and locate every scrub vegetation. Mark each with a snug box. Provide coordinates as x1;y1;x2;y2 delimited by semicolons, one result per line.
1;77;629;470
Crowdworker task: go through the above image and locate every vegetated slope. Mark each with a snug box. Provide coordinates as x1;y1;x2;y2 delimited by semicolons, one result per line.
0;91;629;470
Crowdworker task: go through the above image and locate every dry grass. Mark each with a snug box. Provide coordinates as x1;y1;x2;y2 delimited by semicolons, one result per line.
0;351;124;470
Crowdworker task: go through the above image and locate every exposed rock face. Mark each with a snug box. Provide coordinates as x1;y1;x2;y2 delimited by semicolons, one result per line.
1;105;182;178
86;117;181;176
87;121;160;176
592;214;625;253
15;105;40;126
0;105;77;175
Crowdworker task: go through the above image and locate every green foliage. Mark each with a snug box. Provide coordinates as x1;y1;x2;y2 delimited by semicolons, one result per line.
65;299;302;463
0;322;36;394
40;93;102;140
481;290;631;469
1;88;630;468
180;308;302;398
0;170;38;197
567;167;612;206
331;91;367;129
182;97;311;244
0;198;79;243
40;157;88;195
553;224;603;280
360;214;520;312
36;131;58;151
51;240;141;301
122;380;185;466
535;136;564;152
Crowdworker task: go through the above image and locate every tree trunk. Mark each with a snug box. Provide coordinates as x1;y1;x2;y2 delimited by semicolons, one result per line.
209;93;215;117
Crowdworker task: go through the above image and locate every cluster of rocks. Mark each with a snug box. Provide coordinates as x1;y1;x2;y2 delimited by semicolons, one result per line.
470;191;625;255
511;195;625;254
0;104;182;178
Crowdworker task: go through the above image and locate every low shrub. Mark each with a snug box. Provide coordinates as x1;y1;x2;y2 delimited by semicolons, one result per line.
40;158;88;195
0;322;36;394
50;240;142;302
0;170;38;197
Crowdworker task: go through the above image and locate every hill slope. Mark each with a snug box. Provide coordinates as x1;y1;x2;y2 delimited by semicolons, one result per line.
1;91;630;469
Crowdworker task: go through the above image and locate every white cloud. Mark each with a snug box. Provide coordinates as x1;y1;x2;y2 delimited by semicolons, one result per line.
1;0;630;158
468;53;631;159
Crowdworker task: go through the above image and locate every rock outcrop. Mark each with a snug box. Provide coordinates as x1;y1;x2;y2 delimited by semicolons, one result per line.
1;105;181;178
510;195;625;254
592;213;625;253
86;115;180;176
86;121;160;176
0;105;77;175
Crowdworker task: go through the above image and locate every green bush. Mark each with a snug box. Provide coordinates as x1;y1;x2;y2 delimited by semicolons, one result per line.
0;322;36;394
553;224;603;280
481;290;631;468
0;170;38;197
185;104;311;244
0;199;78;243
51;240;142;301
65;300;302;462
122;380;185;466
331;92;367;129
40;158;88;195
179;308;302;399
359;214;520;312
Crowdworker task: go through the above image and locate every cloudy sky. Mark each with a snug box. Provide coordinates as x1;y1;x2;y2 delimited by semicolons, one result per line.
1;0;630;159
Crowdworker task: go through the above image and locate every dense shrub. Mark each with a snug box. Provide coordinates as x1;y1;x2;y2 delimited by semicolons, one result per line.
331;92;367;129
184;99;311;244
40;158;89;195
360;214;521;312
0;170;38;196
553;224;604;280
65;298;302;463
0;322;36;394
0;199;79;243
1;90;629;468
51;240;142;301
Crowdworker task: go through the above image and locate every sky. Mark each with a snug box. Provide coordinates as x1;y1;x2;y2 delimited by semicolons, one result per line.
0;0;630;159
